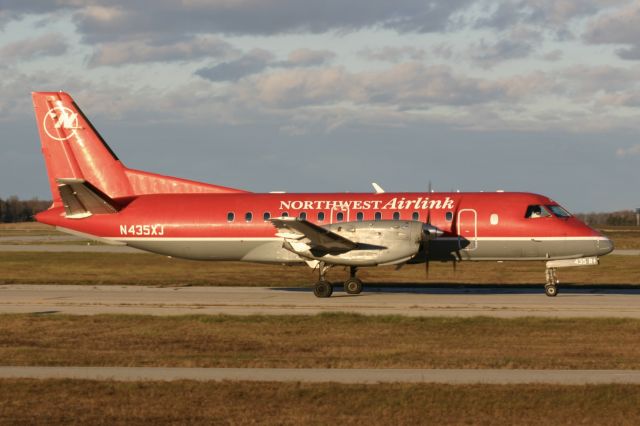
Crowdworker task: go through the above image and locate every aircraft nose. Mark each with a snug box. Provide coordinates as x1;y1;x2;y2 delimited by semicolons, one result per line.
597;237;614;256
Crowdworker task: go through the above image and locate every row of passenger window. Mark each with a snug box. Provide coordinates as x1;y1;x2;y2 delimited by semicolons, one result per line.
227;211;456;223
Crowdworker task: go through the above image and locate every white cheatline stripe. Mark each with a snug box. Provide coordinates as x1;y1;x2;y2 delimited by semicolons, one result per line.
107;236;608;242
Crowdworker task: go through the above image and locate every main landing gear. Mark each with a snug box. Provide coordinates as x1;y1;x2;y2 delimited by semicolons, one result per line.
313;262;333;298
313;264;364;298
545;267;559;297
344;267;363;295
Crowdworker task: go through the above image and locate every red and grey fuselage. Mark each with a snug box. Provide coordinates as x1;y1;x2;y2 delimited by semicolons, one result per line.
37;190;612;264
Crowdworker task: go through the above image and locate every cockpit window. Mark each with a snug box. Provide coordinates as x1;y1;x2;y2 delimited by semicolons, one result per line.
547;204;572;218
525;205;551;219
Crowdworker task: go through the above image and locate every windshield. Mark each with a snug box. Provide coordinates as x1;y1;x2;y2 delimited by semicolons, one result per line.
547;204;572;218
525;205;552;219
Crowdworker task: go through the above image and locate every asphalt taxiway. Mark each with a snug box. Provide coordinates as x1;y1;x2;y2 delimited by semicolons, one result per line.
1;284;640;318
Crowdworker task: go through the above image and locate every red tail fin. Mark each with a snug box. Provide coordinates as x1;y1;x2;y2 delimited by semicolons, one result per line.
32;91;247;207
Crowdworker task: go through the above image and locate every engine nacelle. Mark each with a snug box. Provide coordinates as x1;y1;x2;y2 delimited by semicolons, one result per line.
289;220;424;266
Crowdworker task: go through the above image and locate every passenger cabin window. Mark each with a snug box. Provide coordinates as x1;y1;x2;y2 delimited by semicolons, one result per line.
227;212;235;222
445;212;453;222
336;212;344;222
281;212;289;218
263;212;271;221
393;212;400;220
299;212;307;220
245;212;253;222
374;212;382;221
412;212;419;221
356;212;364;221
317;212;325;222
547;205;571;218
525;205;551;219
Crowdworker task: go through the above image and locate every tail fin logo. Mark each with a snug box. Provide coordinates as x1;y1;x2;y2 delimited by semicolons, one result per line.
43;106;80;141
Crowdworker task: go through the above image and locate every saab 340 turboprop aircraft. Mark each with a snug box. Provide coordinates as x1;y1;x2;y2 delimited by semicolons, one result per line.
32;92;613;297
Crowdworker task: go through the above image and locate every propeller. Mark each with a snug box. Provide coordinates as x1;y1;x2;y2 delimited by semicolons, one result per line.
420;209;443;279
450;199;463;274
423;210;431;279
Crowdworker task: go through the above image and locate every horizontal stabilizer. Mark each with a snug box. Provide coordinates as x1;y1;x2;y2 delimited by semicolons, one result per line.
56;178;118;219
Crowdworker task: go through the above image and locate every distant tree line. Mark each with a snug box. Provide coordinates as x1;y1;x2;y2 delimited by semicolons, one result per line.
575;210;637;226
0;197;51;223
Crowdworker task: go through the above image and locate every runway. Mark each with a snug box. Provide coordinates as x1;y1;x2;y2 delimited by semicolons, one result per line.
1;284;640;318
0;366;639;384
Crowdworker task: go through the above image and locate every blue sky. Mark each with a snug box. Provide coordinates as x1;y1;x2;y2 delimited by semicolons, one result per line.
1;0;639;212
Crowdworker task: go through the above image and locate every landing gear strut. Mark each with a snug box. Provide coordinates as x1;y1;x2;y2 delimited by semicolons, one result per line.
344;266;363;295
545;267;559;297
313;262;333;298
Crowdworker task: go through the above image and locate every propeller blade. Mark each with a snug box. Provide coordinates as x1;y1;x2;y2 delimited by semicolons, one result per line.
425;255;430;279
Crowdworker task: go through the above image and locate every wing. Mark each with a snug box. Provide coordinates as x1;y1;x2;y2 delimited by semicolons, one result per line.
270;217;358;253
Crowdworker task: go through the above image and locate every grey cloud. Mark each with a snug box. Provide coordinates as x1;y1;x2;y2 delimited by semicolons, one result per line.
467;25;542;67
541;49;563;61
469;38;536;68
87;36;238;67
359;46;426;63
476;0;616;31
584;2;640;60
617;46;640;61
3;0;473;41
0;33;68;60
196;49;275;82
196;48;335;82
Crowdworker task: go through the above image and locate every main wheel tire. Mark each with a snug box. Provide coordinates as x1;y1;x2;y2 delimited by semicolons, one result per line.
544;284;558;297
344;278;363;295
313;281;333;298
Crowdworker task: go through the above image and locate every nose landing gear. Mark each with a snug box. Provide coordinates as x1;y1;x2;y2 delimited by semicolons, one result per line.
545;267;559;297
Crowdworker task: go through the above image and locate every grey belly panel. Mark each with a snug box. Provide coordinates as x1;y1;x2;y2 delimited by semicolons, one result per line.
429;239;600;261
126;240;303;263
125;238;600;264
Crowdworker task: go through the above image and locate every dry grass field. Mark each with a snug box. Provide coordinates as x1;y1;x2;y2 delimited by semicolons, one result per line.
2;314;640;369
1;380;640;425
1;251;639;286
599;226;640;249
0;222;60;237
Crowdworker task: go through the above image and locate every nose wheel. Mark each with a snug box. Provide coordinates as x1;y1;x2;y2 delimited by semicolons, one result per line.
545;268;559;297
